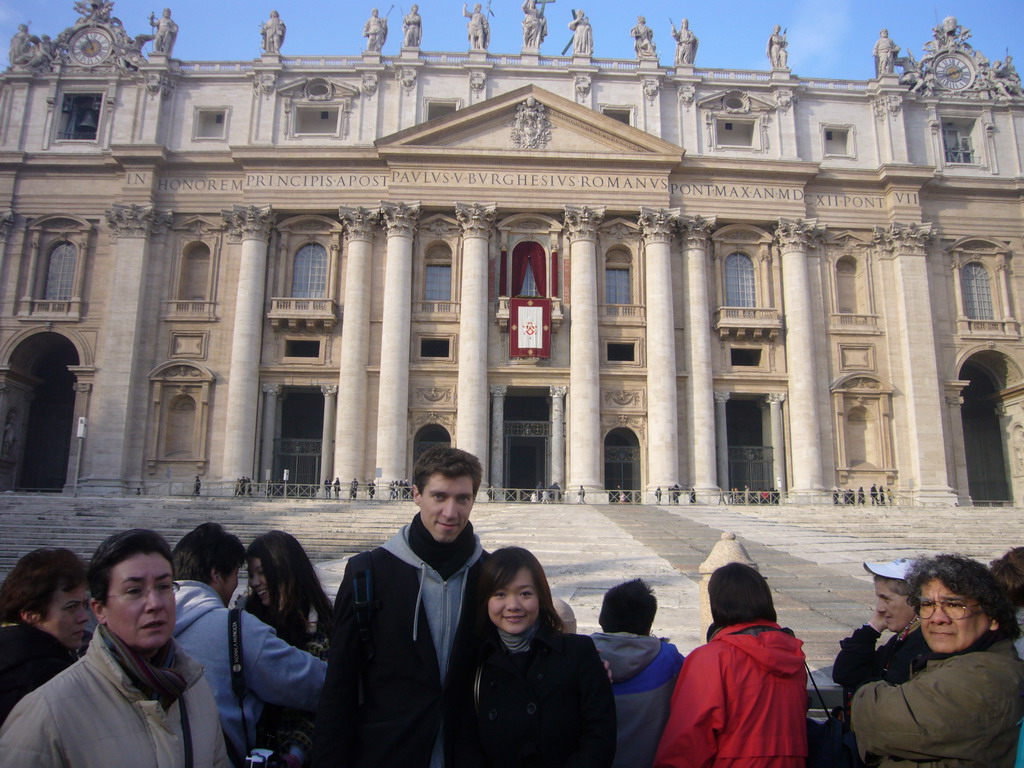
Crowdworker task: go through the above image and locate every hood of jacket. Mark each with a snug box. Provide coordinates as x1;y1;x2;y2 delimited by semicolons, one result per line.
0;623;76;676
590;632;663;683
173;580;227;636
713;621;806;677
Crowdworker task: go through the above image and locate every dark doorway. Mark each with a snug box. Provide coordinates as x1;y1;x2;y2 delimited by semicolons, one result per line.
413;424;451;465
13;334;79;490
274;389;323;485
960;362;1009;502
726;398;773;490
604;428;640;491
503;393;550;490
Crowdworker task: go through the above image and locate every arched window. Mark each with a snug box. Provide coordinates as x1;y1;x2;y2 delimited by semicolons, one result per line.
962;262;994;320
724;252;755;307
511;241;546;297
44;242;76;300
291;243;328;298
165;395;196;457
835;257;858;314
178;243;211;301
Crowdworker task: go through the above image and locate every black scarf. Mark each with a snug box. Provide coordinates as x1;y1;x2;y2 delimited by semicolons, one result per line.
408;514;477;581
911;627;1006;674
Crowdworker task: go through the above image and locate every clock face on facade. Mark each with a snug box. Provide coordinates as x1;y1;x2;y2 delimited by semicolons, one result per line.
934;54;974;91
70;29;113;66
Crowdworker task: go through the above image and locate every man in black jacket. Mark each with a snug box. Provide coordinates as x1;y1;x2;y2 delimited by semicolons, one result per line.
313;446;485;768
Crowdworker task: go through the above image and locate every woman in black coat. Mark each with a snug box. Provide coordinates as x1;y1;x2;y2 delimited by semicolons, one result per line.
0;548;89;726
473;546;616;768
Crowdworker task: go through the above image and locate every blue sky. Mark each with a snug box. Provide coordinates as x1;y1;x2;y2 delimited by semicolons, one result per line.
4;0;1022;80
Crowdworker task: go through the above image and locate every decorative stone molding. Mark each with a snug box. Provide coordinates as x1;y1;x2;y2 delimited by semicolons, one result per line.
871;95;902;120
73;382;93;393
638;207;680;244
766;392;786;404
145;73;174;98
338;206;380;242
604;389;643;407
380;201;420;237
563;205;605;241
775;218;825;253
262;384;282;397
412;411;456;430
361;73;379;96
320;384;338;396
418;386;454;404
677;84;695;105
455;202;497;239
774;89;794;111
549;385;568;398
469;71;486;93
574;74;591;102
253;72;277;95
105;204;172;239
679;215;716;248
510;96;552;150
642;77;661;104
872;221;935;256
423;217;458;238
602;414;646;440
0;211;14;241
221;205;274;242
489;384;508;397
713;391;730;404
395;67;417;91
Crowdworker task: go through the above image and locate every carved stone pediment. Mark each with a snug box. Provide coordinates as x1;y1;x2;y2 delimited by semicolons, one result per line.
697;89;777;115
172;215;223;236
276;77;359;102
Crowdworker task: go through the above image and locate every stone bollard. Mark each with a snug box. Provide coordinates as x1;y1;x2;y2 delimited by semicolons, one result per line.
698;532;758;639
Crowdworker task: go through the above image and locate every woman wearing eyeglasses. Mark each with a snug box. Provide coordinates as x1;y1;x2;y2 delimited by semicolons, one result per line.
852;553;1024;767
0;529;229;766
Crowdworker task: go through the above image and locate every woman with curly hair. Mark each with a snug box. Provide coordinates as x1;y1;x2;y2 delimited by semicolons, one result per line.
246;531;332;767
852;553;1024;767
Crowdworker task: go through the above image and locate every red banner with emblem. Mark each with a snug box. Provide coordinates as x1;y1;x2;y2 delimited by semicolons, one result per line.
509;297;551;359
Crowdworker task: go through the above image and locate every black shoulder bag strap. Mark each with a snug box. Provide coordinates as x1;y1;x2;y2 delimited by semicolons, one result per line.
179;692;194;768
351;551;379;661
226;607;248;768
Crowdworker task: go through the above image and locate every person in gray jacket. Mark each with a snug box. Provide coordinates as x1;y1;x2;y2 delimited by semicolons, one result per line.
591;578;683;768
172;523;327;765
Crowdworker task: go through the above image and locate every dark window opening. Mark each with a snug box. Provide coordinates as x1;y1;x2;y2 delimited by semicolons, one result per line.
284;340;320;358
58;94;101;141
420;338;450;358
603;108;631;125
731;348;761;366
427;102;458;120
607;342;635;362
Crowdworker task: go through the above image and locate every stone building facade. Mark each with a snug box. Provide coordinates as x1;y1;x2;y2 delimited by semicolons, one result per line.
2;4;1023;504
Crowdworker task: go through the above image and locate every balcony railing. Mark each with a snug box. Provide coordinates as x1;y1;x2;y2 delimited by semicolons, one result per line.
830;312;879;331
413;300;460;318
163;300;218;322
957;317;1020;337
600;304;646;321
714;306;782;340
268;297;338;331
19;298;81;321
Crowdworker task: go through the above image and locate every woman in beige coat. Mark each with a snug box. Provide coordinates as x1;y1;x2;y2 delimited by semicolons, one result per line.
0;529;228;768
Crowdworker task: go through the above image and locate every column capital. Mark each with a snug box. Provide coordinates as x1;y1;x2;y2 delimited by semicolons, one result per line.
489;384;507;397
380;201;421;238
680;215;717;249
562;205;605;242
455;202;497;239
775;218;824;254
549;385;568;398
873;221;935;256
638;207;680;244
105;203;173;239
713;391;730;404
73;382;93;393
321;384;339;397
262;384;282;397
221;205;274;242
766;392;786;405
338;206;380;242
0;210;14;241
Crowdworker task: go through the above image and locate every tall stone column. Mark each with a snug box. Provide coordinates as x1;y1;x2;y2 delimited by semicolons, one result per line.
639;207;681;491
550;385;567;490
87;204;172;489
767;393;786;493
563;205;605;492
455;202;497;468
375;202;419;486
220;205;274;481
489;385;506;491
681;216;718;492
260;384;281;483
776;218;826;496
874;222;955;502
320;385;338;485
997;255;1013;320
714;391;729;490
334;207;379;481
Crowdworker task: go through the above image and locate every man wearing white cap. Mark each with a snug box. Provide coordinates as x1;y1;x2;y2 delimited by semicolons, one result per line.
832;558;928;691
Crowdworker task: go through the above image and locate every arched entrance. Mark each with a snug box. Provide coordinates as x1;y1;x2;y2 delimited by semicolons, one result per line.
413;424;451;465
604;428;640;492
959;360;1010;503
5;333;80;490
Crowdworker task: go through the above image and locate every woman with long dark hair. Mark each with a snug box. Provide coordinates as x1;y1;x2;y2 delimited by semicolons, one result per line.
245;531;332;767
473;546;616;768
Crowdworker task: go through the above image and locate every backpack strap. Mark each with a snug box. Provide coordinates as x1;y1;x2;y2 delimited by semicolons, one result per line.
350;551;381;661
226;608;249;766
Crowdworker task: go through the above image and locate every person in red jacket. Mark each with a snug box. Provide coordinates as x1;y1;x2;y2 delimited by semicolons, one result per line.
654;563;808;768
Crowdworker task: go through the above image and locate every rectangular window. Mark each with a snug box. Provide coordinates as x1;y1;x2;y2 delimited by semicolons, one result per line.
424;264;452;302
194;109;227;140
731;348;762;367
295;107;339;135
602;107;632;125
426;101;459;121
716;119;755;147
605;268;630;305
57;94;102;141
942;120;975;164
420;338;451;358
823;126;851;156
284;340;320;358
607;342;635;362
